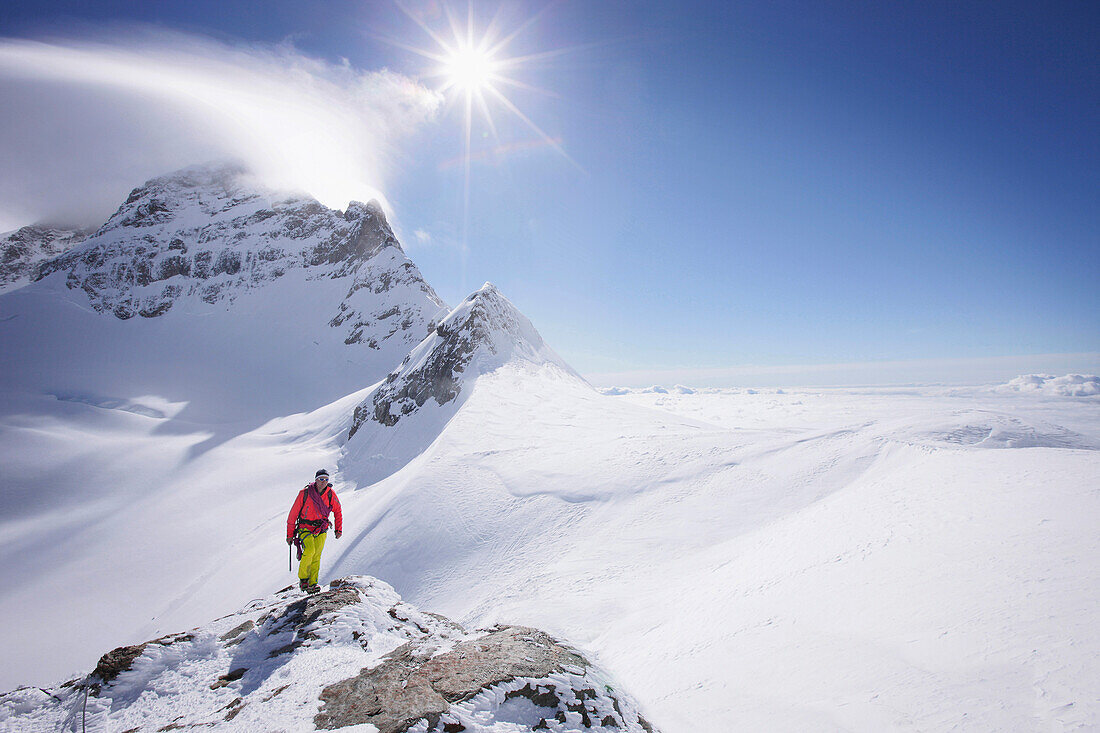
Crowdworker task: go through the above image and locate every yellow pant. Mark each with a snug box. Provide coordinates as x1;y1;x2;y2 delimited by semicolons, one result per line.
298;529;327;585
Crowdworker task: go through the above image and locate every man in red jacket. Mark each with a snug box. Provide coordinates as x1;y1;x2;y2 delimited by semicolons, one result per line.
286;468;343;593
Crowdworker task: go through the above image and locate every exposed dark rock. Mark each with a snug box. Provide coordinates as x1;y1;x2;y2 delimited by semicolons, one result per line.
268;641;301;658
223;698;244;721
157;254;189;280
210;667;248;690
262;684;290;702
218;619;255;642
506;682;561;708
93;633;195;683
282;585;361;630
200;283;223;304
93;644;147;683
0;225;88;288
349;284;547;437
138;300;173;318
314;625;589;732
192;251;213;279
212;249;241;276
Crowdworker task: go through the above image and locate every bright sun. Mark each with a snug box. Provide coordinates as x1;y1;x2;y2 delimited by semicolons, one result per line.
443;45;499;93
385;1;578;281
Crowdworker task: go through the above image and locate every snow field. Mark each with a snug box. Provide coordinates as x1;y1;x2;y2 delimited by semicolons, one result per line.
1;347;1097;731
331;374;1100;731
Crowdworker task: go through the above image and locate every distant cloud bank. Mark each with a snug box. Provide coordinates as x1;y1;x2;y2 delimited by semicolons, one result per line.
585;353;1100;389
0;27;442;230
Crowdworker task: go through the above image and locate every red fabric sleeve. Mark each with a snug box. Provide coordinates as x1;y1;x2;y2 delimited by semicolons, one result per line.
331;491;343;534
287;490;305;539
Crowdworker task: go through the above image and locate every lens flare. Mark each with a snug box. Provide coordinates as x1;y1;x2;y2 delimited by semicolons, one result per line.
383;1;581;291
443;44;498;92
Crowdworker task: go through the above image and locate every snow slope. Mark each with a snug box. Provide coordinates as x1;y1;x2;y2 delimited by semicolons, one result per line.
324;379;1100;732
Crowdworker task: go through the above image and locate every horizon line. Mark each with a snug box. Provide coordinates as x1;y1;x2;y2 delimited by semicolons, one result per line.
581;351;1100;389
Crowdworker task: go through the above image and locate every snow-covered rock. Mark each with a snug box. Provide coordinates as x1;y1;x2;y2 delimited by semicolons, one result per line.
343;282;585;481
32;162;445;348
0;576;655;733
0;224;89;292
0;163;450;423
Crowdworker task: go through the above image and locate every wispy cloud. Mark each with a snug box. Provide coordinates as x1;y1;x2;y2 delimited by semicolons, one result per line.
413;228;432;243
0;27;443;229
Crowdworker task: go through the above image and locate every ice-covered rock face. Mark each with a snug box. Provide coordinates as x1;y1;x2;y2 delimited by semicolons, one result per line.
0;576;656;733
31;162;445;349
349;282;578;436
0;225;89;291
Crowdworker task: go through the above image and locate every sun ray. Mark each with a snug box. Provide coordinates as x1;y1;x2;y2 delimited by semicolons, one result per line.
466;2;475;49
484;84;583;172
486;0;561;58
473;86;500;140
442;3;467;55
394;1;456;58
478;4;511;55
393;0;580;280
496;43;603;67
488;74;562;99
367;33;450;65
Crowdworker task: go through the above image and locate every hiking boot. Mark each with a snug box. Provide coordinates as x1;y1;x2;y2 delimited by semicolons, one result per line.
299;579;309;592
307;584;321;594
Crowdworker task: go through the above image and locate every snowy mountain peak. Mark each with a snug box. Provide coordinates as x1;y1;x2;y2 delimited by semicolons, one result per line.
342;283;583;482
349;283;578;437
24;162;445;354
1;575;656;732
343;197;386;222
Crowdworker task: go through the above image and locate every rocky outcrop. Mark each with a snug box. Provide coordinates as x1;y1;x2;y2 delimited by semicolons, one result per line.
0;225;88;290
315;625;644;732
0;576;656;732
30;162;446;351
349;283;578;437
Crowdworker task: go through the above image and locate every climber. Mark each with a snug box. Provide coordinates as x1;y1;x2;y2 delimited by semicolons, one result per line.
287;468;343;594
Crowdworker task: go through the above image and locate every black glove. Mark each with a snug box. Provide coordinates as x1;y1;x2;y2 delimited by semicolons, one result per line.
335;531;342;539
286;537;293;545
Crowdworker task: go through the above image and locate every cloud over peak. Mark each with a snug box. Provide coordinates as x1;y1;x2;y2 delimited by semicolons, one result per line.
0;27;442;230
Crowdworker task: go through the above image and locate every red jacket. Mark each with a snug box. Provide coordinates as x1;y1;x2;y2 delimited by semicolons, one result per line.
287;481;343;538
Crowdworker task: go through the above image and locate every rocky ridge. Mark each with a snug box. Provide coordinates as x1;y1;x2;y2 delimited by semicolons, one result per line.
350;282;579;438
31;162;446;350
0;224;89;291
0;576;655;732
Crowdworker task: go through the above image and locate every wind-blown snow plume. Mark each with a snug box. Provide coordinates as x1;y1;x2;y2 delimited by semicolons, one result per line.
0;28;443;229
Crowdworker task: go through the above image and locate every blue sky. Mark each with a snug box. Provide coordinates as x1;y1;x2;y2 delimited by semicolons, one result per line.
1;1;1097;384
